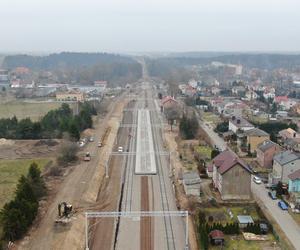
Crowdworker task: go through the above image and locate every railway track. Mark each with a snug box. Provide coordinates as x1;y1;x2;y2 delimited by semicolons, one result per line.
150;99;176;250
140;176;153;250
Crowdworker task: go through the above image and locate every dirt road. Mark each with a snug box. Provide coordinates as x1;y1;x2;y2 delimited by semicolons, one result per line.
18;94;128;250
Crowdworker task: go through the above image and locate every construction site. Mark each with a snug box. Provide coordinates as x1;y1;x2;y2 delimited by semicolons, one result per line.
13;81;189;250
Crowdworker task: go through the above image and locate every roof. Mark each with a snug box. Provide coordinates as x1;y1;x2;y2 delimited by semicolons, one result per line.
237;215;254;224
161;96;177;105
183;171;201;185
288;169;300;181
257;140;278;153
275;96;289;103
244;128;269;137
284;138;300;147
209;230;224;239
212;150;250;175
229;117;254;128
273;151;300;166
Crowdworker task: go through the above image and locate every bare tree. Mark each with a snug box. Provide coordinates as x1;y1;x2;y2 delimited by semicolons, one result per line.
164;107;181;131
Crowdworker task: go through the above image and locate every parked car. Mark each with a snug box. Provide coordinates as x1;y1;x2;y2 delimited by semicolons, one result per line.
278;201;288;210
265;183;277;190
118;146;123;152
98;141;102;147
89;137;94;142
268;191;277;200
253;176;262;184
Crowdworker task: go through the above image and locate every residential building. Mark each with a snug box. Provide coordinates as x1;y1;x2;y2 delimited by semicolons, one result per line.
284;138;300;152
0;69;9;82
229;116;254;134
160;96;179;112
232;86;246;97
288;169;300;193
245;90;258;101
244;128;270;153
272;151;300;183
275;96;296;111
212;150;251;200
263;87;276;100
279;128;299;140
257;140;281;168
56;89;85;102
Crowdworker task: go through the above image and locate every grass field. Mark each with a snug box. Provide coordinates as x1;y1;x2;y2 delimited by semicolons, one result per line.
195;145;212;160
0;158;51;208
211;235;277;250
201;112;221;125
0;101;71;121
202;205;261;224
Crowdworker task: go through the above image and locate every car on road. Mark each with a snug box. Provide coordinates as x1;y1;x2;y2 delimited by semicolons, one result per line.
268;191;277;200
278;200;288;210
253;176;262;184
118;146;123;152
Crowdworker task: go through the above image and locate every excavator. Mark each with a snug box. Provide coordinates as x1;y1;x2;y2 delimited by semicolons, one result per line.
55;202;73;224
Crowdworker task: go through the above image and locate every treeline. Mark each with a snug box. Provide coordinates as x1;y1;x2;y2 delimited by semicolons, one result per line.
3;52;142;85
0;102;96;140
145;53;300;73
0;163;46;242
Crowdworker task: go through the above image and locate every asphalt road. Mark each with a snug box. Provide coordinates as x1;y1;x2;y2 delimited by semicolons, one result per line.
198;116;300;250
252;182;300;250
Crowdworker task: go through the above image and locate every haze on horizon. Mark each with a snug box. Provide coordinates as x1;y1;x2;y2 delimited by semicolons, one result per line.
1;0;300;53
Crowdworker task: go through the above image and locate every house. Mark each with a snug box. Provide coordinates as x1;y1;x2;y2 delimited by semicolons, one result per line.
263;87;276;100
209;230;225;245
257;140;282;168
284;138;300;152
211;86;221;95
223;101;249;117
245;90;258;101
244;128;270;153
275;96;296;111
288;169;300;193
278;128;299;140
160;96;179;112
272;151;300;183
212;150;251;200
229;116;254;134
237;215;254;229
56;89;85;102
232;86;246;97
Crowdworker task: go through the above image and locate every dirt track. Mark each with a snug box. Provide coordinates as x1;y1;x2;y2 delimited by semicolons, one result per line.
17;95;128;250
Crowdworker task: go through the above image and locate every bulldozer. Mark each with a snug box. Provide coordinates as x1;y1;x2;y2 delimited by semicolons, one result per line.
55;202;73;224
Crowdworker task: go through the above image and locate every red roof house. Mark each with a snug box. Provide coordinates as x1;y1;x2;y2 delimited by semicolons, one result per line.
212;150;251;200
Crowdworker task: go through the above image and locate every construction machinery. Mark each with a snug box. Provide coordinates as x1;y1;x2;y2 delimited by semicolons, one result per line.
55;202;73;224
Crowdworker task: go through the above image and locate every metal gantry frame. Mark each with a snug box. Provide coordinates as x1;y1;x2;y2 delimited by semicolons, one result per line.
85;210;189;250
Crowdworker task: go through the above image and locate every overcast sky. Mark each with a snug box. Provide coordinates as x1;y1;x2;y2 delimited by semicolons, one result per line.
0;0;300;53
